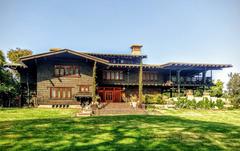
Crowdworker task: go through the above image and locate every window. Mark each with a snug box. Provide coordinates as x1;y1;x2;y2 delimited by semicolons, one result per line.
111;71;115;80
103;71;124;80
143;72;158;81
119;71;123;80
79;85;90;92
107;72;111;80
115;72;119;80
54;65;80;77
50;87;72;99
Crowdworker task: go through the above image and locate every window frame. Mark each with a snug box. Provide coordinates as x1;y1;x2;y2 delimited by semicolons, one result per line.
103;70;124;81
143;72;158;81
50;87;72;99
54;65;81;77
79;85;90;93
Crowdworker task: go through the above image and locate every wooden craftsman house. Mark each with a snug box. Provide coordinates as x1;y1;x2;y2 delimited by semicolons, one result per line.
6;45;232;108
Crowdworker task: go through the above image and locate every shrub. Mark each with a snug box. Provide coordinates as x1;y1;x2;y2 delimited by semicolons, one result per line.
188;99;197;109
175;97;225;110
194;89;203;97
216;99;224;109
130;95;138;102
143;94;167;104
210;99;216;108
175;97;188;108
197;99;204;109
203;98;211;109
229;96;240;108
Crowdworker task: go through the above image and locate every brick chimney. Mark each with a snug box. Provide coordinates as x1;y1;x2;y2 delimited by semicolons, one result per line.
131;44;142;55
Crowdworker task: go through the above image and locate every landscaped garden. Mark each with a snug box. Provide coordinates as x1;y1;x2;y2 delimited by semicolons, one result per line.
0;108;239;151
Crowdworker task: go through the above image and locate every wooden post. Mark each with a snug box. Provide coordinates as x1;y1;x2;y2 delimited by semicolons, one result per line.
177;70;181;97
27;71;30;105
169;70;172;81
203;68;206;91
138;59;143;104
210;70;213;83
92;61;97;103
170;88;173;98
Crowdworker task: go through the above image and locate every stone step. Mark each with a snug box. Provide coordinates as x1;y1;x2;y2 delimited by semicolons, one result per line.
76;109;92;117
103;103;131;109
96;102;146;115
76;112;91;117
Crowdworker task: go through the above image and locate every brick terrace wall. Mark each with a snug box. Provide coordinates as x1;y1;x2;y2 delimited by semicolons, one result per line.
37;60;93;101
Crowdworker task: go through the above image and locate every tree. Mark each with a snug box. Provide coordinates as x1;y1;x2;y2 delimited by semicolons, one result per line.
0;50;5;66
138;59;143;104
210;80;223;97
7;48;32;63
0;51;20;107
227;73;240;108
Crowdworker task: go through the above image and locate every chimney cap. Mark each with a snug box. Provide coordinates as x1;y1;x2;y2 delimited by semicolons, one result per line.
49;48;62;52
130;44;143;49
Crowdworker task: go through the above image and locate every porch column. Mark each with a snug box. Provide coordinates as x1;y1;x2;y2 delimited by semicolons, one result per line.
92;61;97;102
27;71;30;105
203;68;207;91
170;88;173;98
210;70;213;82
169;70;172;81
177;70;181;96
138;59;143;103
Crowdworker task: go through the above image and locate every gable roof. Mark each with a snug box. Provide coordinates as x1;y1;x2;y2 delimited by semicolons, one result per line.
161;62;232;68
108;62;232;70
84;52;147;58
14;49;232;71
20;49;109;64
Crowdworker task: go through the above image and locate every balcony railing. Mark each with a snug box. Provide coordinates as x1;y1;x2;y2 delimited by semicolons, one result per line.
166;77;213;86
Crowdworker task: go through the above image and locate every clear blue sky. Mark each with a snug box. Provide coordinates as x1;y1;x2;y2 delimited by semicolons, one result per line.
0;0;239;86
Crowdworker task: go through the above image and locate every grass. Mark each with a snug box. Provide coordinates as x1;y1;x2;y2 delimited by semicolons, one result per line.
0;108;240;151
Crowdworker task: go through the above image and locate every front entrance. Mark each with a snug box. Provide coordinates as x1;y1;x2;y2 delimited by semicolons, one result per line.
97;87;122;103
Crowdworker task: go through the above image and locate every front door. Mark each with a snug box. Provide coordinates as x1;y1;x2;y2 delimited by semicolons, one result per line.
105;91;113;103
97;87;122;103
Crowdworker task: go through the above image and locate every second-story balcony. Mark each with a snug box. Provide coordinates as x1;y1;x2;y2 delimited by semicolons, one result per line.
164;77;213;86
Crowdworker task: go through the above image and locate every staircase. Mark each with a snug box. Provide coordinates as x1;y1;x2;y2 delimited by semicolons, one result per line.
96;103;147;116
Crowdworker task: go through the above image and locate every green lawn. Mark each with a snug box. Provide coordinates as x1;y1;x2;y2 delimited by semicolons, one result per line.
0;109;240;151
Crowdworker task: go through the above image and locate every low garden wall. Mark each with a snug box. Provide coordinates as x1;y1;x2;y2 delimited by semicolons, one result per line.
143;94;232;110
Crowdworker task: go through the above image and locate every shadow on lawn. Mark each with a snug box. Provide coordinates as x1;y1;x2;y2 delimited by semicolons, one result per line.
0;115;240;151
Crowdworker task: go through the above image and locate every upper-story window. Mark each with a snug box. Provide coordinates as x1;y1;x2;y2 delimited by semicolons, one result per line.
103;70;124;80
54;65;80;77
143;72;158;81
79;85;90;92
111;59;126;64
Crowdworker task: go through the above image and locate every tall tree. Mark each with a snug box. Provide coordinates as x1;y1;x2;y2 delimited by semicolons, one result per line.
0;51;20;107
0;50;5;66
138;59;143;104
227;73;240;108
7;48;32;63
210;80;223;97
